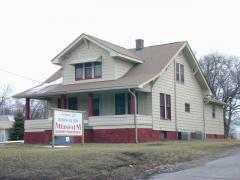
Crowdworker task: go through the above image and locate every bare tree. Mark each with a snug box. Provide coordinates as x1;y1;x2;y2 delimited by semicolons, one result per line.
199;53;240;137
30;99;48;119
0;85;12;114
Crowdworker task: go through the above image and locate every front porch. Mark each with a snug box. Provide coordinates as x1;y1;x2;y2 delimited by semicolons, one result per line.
24;90;156;144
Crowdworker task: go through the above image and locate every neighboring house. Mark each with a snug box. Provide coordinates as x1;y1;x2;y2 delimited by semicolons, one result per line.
14;34;226;144
0;115;14;142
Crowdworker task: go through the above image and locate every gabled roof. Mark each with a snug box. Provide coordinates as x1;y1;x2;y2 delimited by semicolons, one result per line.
14;41;187;98
13;34;216;99
52;33;143;64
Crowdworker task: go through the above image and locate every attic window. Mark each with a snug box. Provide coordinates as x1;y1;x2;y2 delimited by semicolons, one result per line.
85;63;92;79
75;64;83;80
176;63;184;83
75;62;102;80
94;62;102;78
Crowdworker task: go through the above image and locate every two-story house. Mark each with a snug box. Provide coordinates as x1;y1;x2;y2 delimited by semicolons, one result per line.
14;34;226;144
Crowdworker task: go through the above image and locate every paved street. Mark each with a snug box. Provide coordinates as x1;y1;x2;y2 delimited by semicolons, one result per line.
151;152;240;180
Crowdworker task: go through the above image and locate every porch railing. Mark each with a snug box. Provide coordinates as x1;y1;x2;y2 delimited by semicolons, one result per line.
25;114;153;132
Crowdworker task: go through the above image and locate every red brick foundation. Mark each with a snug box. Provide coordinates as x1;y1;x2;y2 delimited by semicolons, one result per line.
24;131;51;145
73;129;93;143
24;129;225;144
191;132;196;139
166;131;177;140
206;134;225;139
92;128;161;143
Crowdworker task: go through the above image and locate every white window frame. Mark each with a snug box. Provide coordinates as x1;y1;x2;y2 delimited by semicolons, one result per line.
176;63;184;83
75;62;102;80
160;93;171;120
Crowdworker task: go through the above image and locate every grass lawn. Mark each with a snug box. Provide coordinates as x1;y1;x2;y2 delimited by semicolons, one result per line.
0;140;240;179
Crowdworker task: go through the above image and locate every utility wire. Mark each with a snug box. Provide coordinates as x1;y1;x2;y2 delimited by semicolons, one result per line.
0;68;41;83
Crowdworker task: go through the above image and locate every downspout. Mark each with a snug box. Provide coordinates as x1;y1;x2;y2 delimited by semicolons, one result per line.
150;81;154;129
203;98;209;139
173;59;178;134
128;88;138;143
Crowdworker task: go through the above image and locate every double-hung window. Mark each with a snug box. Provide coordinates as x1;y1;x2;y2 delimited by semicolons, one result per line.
75;62;102;80
84;63;92;79
160;93;171;120
93;95;100;116
75;64;83;80
212;105;216;118
185;103;190;112
176;63;184;83
94;62;102;78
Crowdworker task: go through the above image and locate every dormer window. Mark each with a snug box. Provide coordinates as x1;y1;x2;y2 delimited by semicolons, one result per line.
84;63;92;79
75;64;83;80
75;62;102;81
94;62;102;78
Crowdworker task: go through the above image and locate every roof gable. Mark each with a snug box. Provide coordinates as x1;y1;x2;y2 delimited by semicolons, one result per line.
181;42;212;95
14;41;187;98
52;33;143;65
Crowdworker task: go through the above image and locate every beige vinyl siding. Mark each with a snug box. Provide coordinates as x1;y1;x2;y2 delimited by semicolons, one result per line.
89;115;152;129
25;119;52;132
152;61;176;131
100;92;115;115
62;41;115;84
47;92;152;129
25;115;152;131
77;94;88;112
205;104;224;134
137;92;152;115
114;58;133;79
175;54;204;132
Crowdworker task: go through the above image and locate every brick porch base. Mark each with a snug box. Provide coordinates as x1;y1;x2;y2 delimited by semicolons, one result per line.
24;128;225;144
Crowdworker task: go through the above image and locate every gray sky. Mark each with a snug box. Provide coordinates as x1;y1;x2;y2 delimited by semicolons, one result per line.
0;0;239;95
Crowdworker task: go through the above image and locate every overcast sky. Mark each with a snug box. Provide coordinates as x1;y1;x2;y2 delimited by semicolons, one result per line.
0;0;239;95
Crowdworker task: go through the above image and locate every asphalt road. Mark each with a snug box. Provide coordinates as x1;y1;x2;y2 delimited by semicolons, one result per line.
150;152;240;180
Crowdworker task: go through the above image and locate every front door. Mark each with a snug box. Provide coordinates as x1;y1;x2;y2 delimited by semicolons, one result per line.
68;97;78;110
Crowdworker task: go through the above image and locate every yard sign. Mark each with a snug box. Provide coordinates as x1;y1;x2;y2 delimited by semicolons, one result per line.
51;108;85;148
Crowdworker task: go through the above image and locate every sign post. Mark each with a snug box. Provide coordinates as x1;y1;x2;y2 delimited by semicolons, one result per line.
51;108;85;148
82;117;84;145
52;109;55;148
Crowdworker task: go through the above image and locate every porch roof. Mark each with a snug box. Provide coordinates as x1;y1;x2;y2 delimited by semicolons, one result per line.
14;40;186;99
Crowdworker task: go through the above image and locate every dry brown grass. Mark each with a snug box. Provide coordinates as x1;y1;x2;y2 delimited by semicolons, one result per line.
0;140;239;179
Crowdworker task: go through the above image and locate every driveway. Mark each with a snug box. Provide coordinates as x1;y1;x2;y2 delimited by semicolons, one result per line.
150;152;240;180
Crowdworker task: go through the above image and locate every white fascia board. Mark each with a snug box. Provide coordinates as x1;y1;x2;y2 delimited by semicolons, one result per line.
110;51;143;63
51;34;143;65
138;42;187;88
204;97;228;106
51;33;86;64
185;42;213;95
28;85;140;99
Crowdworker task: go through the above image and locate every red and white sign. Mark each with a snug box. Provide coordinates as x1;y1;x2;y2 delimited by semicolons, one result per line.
53;110;83;136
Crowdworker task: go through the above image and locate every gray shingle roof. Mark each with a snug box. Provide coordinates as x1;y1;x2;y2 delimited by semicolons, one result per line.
14;36;186;98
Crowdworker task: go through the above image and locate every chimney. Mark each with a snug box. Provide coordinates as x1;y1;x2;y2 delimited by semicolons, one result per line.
136;39;144;50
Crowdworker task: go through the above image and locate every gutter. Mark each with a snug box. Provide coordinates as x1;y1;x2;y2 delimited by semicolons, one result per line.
13;85;139;99
128;88;138;143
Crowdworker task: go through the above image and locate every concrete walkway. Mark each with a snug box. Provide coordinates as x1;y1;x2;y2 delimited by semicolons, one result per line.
150;152;240;180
